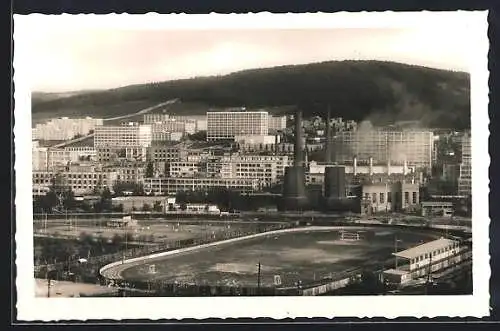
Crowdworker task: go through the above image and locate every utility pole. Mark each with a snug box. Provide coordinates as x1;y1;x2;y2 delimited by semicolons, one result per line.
46;261;51;298
394;236;402;269
425;253;433;295
257;262;261;295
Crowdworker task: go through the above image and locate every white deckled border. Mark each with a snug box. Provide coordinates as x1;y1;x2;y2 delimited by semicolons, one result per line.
14;11;489;321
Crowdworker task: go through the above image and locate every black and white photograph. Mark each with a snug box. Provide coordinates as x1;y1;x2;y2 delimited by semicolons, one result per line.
14;12;489;320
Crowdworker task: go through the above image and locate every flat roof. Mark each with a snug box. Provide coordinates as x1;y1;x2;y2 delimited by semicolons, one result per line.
383;269;409;276
421;201;453;206
394;238;458;260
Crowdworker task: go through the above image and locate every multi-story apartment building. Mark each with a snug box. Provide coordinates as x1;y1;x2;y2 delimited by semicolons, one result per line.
32;168;118;196
142;177;260;195
32;141;49;171
148;142;187;163
170;115;207;132
166;154;292;187
48;147;96;168
143;113;170;124
102;162;146;183
331;129;434;169
458;132;472;196
207;111;269;141
32;117;103;141
268;115;287;132
94;123;152;162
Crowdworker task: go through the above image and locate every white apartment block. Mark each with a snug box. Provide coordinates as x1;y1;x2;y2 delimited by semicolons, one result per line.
32;117;103;141
143;113;170;124
207;111;269;141
142;177;259;195
268;115;287;132
170;115;207;132
94;123;152;162
32;141;49;171
458;132;472;196
331;129;434;169
32;170;117;196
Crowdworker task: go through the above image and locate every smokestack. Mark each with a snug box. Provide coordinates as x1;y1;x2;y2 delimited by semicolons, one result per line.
294;109;304;167
353;156;358;176
325;105;332;164
403;158;408;176
369;157;374;176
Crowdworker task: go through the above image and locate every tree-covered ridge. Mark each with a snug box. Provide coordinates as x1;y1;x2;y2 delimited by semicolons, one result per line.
32;60;470;129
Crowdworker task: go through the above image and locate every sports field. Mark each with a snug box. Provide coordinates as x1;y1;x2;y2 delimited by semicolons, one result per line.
35;219;249;242
119;227;438;287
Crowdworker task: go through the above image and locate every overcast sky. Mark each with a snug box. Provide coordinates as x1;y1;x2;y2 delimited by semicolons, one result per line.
25;27;469;92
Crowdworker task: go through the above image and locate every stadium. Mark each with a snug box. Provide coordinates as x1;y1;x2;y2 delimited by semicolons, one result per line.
101;226;443;290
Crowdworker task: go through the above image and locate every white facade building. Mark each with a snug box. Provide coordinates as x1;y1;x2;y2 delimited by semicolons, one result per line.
32;169;118;196
458;132;471;196
32;117;103;141
268;115;287;132
331;129;434;169
32;141;49;171
94;123;152;162
207;111;269;141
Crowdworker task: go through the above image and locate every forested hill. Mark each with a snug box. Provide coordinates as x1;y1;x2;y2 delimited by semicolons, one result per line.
32;60;470;129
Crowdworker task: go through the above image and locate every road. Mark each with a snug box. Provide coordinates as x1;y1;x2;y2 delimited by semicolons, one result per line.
103;99;178;122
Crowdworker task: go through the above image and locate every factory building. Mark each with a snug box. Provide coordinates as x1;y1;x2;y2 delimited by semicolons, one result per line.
330;129;434;169
360;181;420;214
207;111;269;141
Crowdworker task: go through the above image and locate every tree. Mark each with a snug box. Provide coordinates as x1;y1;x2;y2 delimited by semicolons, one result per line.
132;183;144;196
153;201;163;213
145;161;154;178
142;203;151;212
62;189;76;210
99;187;113;211
187;130;207;141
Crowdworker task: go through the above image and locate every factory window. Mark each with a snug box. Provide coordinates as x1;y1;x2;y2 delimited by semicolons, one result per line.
387;193;392;203
380;193;385;204
404;192;409;204
372;193;377;203
412;192;417;204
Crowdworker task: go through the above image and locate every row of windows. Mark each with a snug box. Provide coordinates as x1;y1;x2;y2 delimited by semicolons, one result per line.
410;243;460;264
364;191;418;204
